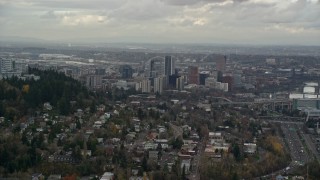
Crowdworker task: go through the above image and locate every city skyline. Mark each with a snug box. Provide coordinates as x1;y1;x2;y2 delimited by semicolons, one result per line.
1;35;320;179
0;0;320;45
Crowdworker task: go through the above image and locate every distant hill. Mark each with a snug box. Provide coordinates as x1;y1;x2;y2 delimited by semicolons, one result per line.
0;68;94;119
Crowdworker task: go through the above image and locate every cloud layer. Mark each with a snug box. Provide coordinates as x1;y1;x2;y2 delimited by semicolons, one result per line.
0;0;319;45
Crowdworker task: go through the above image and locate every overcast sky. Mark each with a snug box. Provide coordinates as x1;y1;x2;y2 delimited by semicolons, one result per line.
0;0;319;45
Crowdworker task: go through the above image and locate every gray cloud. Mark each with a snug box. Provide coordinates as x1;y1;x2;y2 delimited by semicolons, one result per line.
0;0;319;45
160;0;247;6
33;0;126;10
110;0;174;21
41;10;57;19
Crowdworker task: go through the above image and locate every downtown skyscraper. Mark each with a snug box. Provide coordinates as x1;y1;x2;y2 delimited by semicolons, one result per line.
164;56;174;76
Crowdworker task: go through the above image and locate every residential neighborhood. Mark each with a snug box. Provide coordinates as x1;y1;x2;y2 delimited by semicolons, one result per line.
0;45;320;180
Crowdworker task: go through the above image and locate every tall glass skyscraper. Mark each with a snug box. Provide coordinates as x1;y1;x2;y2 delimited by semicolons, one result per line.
164;56;174;76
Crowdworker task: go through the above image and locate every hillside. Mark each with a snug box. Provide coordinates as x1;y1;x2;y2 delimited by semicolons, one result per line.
0;68;93;120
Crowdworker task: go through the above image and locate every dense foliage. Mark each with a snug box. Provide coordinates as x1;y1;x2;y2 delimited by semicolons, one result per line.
0;69;95;175
0;68;91;119
0;133;43;175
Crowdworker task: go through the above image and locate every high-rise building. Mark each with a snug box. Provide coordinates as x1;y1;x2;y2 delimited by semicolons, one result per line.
205;77;228;92
14;62;28;74
164;56;174;76
119;65;133;79
222;74;234;91
176;76;184;91
148;58;164;78
0;58;14;73
154;77;165;94
217;71;223;82
216;55;226;72
187;66;199;85
168;74;179;89
86;75;102;89
199;71;210;85
141;79;151;93
205;77;216;88
233;73;242;88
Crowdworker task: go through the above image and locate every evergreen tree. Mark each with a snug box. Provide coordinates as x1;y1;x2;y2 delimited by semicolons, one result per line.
142;156;148;172
138;108;144;120
0;102;5;116
232;143;241;161
182;165;186;180
90;101;96;113
58;97;70;115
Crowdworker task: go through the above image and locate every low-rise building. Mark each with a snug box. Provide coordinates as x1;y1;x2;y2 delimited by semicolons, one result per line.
181;159;191;174
149;150;159;161
144;142;157;150
100;172;114;180
244;143;257;154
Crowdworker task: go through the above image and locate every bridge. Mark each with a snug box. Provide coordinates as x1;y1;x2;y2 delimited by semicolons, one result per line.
211;97;292;107
210;97;293;112
210;97;320;122
305;110;320;122
259;116;305;124
263;120;304;125
210;96;232;102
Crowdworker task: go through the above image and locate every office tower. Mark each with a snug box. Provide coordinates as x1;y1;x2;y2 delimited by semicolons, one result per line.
187;66;199;85
119;65;133;79
154;77;165;94
0;58;14;73
216;55;226;72
148;58;164;78
86;75;102;89
164;56;174;76
150;60;155;77
205;77;228;92
205;77;216;88
222;74;234;91
14;62;28;74
233;73;242;88
199;71;210;85
217;71;223;82
169;74;179;88
176;76;184;91
141;79;151;93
